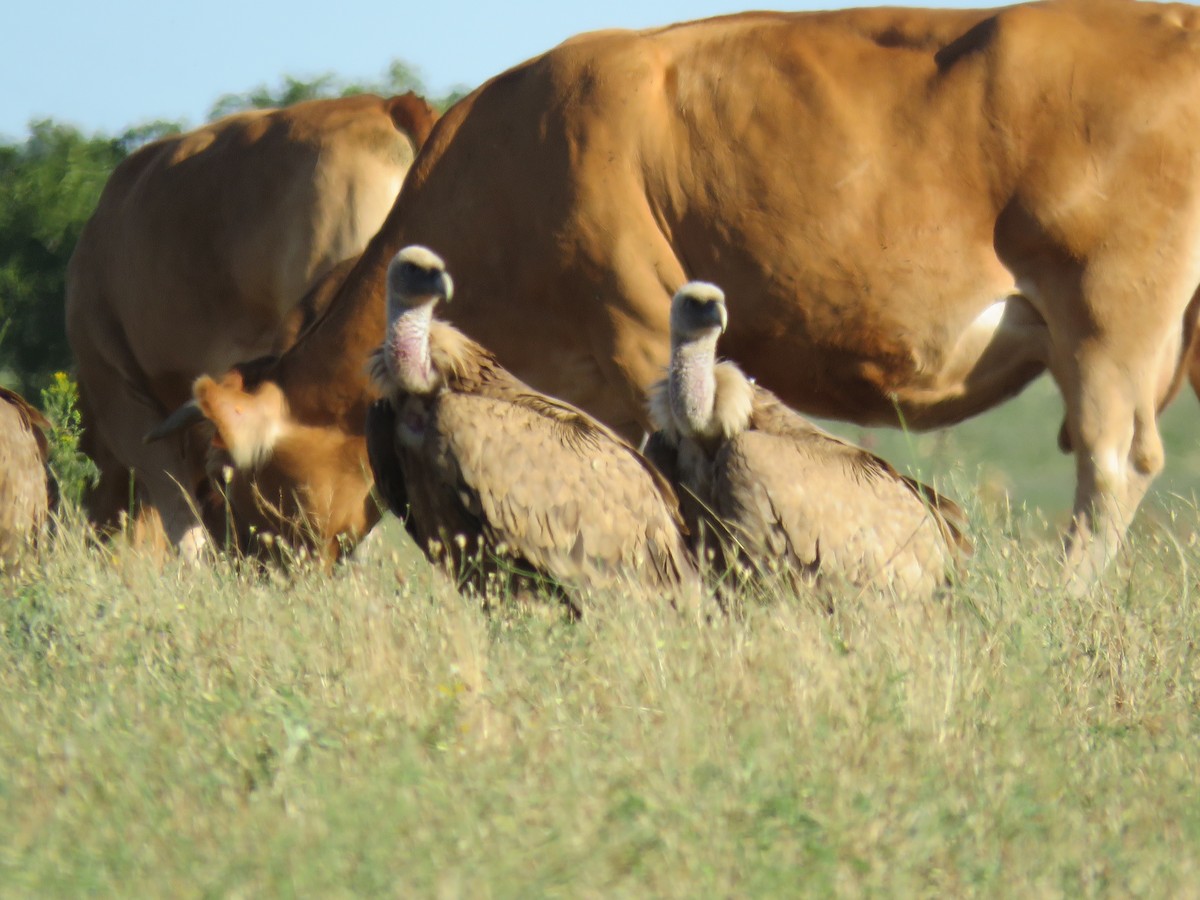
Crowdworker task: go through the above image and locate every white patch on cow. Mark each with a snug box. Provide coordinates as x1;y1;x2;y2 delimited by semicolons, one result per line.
202;380;289;472
231;411;285;471
1087;447;1129;496
384;174;404;207
1098;448;1124;480
972;299;1008;333
962;295;1021;350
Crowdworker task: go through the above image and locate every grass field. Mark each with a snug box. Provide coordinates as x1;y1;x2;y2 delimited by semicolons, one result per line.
4;375;1200;896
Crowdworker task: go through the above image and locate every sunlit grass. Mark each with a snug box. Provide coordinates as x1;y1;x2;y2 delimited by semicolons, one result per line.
4;384;1200;895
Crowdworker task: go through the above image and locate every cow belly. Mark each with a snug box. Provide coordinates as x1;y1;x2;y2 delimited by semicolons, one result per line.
733;291;1052;431
882;293;1052;429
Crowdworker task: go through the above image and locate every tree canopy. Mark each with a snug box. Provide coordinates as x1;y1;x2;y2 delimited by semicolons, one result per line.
0;121;131;393
208;60;467;120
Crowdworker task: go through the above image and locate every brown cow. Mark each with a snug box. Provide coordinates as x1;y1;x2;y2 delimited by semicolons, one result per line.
179;2;1200;588
67;92;437;557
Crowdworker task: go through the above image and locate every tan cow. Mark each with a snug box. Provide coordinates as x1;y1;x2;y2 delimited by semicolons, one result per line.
180;2;1200;588
67;92;437;556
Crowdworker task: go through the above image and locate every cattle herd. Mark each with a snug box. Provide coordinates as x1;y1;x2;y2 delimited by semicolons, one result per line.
5;1;1200;605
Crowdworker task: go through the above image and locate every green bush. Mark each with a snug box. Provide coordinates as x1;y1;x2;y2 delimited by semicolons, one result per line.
39;370;99;508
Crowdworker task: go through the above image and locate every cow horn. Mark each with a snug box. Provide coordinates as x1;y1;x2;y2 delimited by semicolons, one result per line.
143;400;206;444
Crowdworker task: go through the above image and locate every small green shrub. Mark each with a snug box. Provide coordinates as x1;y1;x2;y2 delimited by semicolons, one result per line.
39;370;99;508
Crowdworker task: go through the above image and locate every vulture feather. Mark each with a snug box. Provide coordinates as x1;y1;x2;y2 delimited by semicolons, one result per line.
366;245;694;601
0;387;51;568
646;282;971;599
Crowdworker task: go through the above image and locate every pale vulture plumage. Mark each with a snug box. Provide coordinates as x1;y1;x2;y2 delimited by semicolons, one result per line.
365;245;694;602
645;282;971;599
0;387;51;568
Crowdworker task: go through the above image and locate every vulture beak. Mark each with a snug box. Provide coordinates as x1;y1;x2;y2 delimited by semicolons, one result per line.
435;269;454;303
404;270;451;307
671;282;728;338
698;298;728;334
390;245;454;307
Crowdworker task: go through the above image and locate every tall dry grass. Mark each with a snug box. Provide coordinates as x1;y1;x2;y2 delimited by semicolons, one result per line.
2;474;1199;895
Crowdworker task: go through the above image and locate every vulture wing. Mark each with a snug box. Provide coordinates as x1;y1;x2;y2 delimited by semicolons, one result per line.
716;430;956;597
643;426;739;573
366;393;481;568
711;386;967;596
462;353;689;540
365;398;408;518
430;391;692;591
748;385;971;557
643;429;679;486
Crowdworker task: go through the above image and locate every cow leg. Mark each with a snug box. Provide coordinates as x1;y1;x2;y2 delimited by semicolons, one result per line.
1056;338;1168;594
78;371;211;560
78;382;135;531
1060;303;1198;454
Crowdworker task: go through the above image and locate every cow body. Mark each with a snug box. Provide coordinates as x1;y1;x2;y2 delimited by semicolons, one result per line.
67;93;436;554
200;2;1200;584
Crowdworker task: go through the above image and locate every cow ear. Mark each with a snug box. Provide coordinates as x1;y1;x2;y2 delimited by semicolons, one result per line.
220;369;245;391
193;374;287;470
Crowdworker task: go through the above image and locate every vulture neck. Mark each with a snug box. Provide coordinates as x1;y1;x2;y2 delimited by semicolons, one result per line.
669;332;721;438
387;300;440;394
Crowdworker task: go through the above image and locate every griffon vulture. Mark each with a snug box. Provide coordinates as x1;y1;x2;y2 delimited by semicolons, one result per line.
366;245;694;601
646;283;971;599
0;387;51;567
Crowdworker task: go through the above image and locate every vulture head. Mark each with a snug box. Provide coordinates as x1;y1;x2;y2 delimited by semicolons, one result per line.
669;281;727;348
383;245;454;394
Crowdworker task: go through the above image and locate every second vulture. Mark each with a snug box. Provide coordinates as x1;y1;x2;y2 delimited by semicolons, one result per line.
646;282;971;600
365;245;694;604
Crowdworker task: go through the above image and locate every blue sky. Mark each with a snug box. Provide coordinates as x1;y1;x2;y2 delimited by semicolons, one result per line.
1;0;995;141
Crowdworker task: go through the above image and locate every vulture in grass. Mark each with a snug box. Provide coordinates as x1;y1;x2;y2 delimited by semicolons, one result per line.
0;387;51;567
645;282;971;599
365;245;694;602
